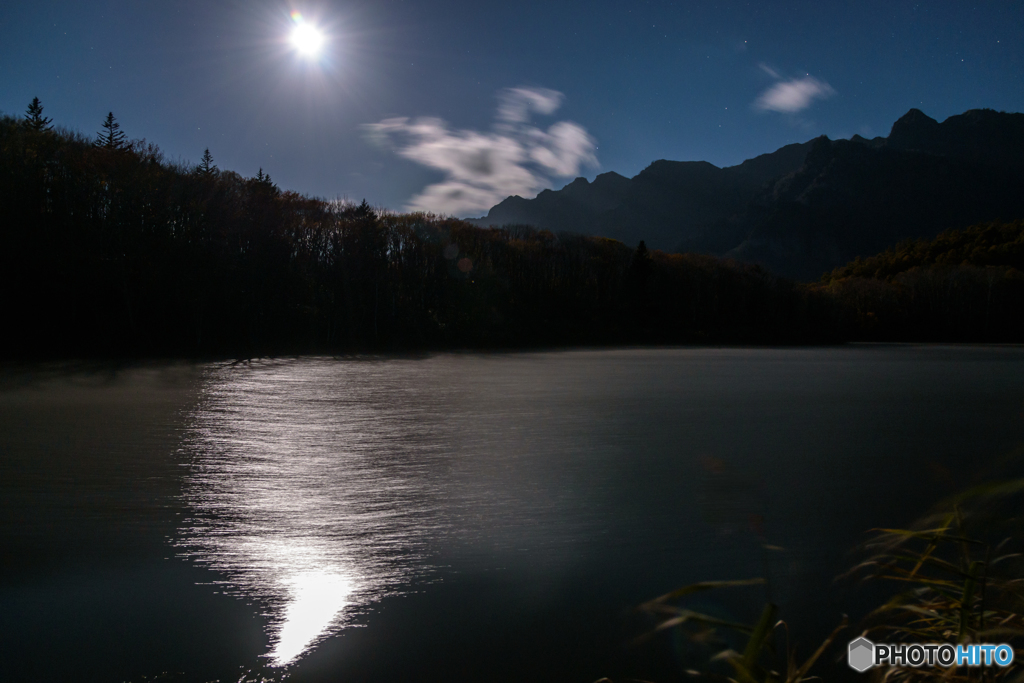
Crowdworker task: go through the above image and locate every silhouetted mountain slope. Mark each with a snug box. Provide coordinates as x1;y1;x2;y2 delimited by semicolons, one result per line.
730;109;1024;279
728;140;817;184
471;108;1024;281
468;141;814;251
887;108;1024;168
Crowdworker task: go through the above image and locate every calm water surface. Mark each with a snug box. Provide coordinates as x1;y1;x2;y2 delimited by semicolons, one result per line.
2;347;1023;682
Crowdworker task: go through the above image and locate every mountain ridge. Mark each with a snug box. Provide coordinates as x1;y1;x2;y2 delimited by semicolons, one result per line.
469;139;815;253
469;108;1024;280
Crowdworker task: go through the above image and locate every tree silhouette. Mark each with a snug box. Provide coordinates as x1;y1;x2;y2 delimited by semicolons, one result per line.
24;97;52;132
630;240;652;280
96;112;126;149
354;198;375;219
255;167;274;187
199;148;218;176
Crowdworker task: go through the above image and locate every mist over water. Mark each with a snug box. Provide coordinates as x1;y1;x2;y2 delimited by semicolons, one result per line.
3;347;1024;682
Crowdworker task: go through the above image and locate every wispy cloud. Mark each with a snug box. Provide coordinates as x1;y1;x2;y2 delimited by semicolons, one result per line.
497;87;563;123
363;87;597;216
754;74;835;114
758;62;781;80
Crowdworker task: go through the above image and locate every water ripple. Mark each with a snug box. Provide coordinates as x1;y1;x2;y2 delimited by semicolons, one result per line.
177;358;449;666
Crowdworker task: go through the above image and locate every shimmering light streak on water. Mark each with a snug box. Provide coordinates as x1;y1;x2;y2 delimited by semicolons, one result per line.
270;570;352;665
178;358;449;666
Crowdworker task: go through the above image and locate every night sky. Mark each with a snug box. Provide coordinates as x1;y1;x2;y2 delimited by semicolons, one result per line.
3;1;1022;216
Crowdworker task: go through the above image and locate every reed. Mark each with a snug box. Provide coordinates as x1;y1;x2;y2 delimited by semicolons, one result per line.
847;479;1024;683
623;478;1024;683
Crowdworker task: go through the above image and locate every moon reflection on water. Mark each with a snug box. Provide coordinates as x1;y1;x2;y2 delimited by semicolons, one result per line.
178;359;445;666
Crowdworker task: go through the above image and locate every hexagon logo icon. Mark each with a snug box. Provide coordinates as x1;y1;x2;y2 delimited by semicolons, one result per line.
848;637;875;672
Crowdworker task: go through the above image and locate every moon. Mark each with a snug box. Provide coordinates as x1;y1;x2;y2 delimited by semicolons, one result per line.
289;14;324;58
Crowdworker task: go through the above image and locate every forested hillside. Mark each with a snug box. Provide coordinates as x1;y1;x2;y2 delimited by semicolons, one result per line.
0;111;841;359
818;220;1024;341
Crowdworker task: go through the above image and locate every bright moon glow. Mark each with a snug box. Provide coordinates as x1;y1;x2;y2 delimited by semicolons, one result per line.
289;13;324;57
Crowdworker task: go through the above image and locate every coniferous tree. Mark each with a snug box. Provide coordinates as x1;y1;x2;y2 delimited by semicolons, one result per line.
96;112;126;149
199;148;218;176
24;97;53;132
630;240;652;280
253;168;279;193
354;199;375;219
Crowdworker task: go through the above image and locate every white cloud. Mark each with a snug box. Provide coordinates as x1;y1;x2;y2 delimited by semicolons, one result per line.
363;87;597;216
754;75;836;114
497;87;563;123
529;121;597;176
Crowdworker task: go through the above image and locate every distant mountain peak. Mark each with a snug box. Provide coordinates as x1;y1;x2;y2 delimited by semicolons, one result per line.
888;108;940;148
589;171;632;195
894;108;939;127
561;177;591;196
641;159;721;173
946;107;1000;124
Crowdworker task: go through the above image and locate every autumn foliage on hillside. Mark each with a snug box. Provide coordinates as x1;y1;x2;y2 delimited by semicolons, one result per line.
819;220;1024;340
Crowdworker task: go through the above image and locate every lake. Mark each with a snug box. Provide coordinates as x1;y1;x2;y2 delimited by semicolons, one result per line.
2;346;1023;682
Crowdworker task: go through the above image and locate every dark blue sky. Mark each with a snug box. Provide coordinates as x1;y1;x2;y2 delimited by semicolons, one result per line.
3;1;1022;215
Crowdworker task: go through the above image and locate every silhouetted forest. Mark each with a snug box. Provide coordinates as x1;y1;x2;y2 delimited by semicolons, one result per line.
819;220;1024;341
0;107;843;359
2;103;1022;358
